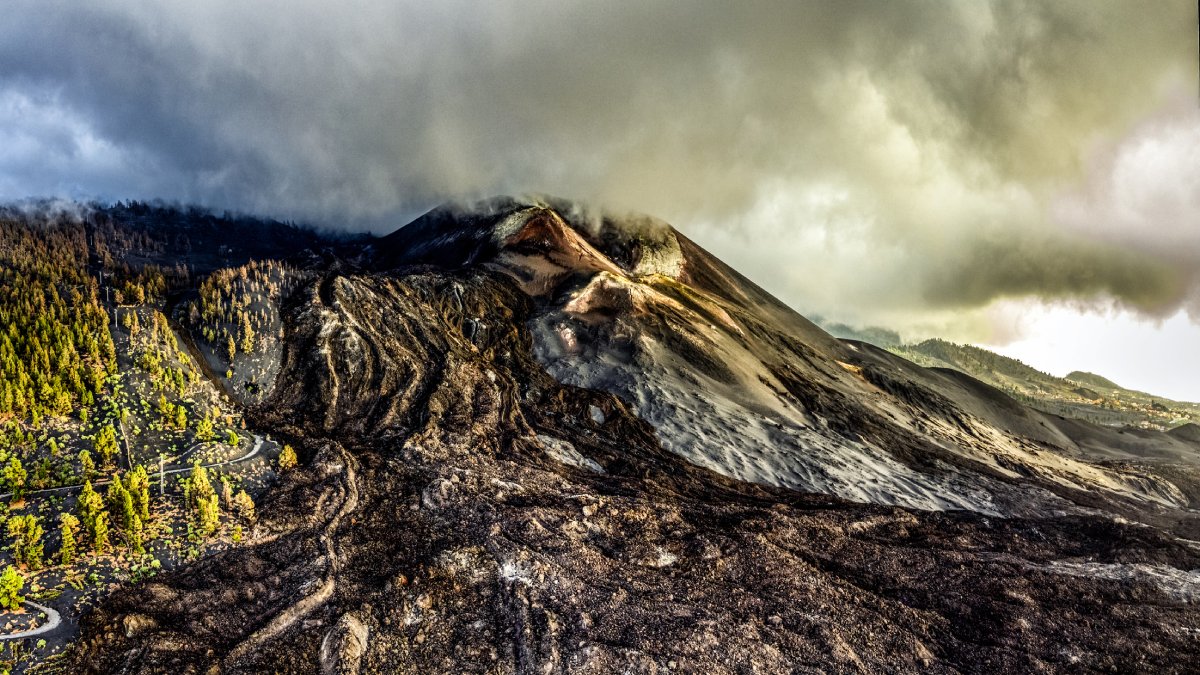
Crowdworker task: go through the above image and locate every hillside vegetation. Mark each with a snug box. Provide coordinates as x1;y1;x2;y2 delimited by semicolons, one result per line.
0;203;317;670
888;338;1200;431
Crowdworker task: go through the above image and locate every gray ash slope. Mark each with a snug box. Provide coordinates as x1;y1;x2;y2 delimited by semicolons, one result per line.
74;197;1200;673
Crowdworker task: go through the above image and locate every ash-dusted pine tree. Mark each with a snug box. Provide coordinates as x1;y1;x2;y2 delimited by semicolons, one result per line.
233;490;256;522
239;311;256;354
220;476;233;509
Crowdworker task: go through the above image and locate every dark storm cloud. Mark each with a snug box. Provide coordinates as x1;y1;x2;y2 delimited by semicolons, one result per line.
0;0;1196;331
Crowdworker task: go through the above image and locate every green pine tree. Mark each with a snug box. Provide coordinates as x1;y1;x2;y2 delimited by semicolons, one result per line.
58;513;80;565
77;480;109;553
198;493;220;536
6;515;43;569
78;449;96;482
190;463;220;536
3;457;27;502
95;424;119;466
128;516;144;555
6;517;28;567
91;509;110;554
157;393;172;419
189;462;214;508
196;414;214;441
0;566;24;610
127;465;151;524
106;475;138;533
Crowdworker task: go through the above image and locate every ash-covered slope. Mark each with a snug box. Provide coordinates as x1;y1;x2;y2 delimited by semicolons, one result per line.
376;197;1199;522
71;197;1200;673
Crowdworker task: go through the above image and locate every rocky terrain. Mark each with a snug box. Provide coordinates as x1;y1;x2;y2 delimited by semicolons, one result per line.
51;197;1200;673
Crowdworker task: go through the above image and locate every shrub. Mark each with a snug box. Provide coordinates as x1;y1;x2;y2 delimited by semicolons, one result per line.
277;444;298;471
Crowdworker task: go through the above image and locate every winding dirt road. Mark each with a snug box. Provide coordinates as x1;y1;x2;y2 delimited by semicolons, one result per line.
0;434;268;503
0;435;269;641
0;601;61;641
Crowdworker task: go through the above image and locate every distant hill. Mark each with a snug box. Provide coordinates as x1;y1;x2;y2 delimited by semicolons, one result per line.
1066;371;1123;391
814;320;1200;431
896;339;1064;393
887;339;1200;431
1169;423;1200;443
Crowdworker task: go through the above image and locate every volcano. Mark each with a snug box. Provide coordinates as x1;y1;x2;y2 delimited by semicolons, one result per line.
62;197;1200;673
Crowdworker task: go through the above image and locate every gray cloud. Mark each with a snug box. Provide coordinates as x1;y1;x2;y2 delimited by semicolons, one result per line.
0;0;1196;336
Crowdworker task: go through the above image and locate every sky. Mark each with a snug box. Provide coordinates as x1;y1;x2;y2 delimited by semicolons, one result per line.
1;1;1198;398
